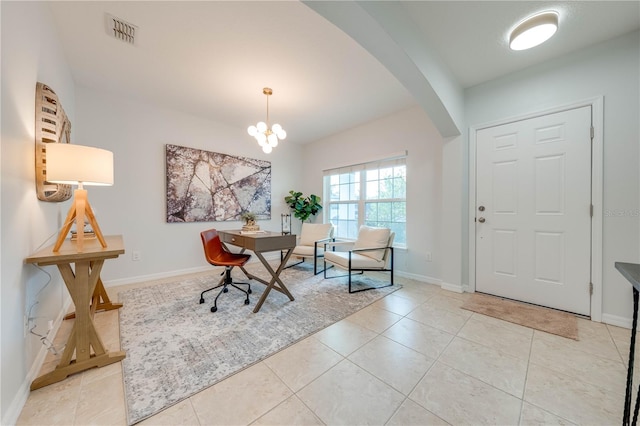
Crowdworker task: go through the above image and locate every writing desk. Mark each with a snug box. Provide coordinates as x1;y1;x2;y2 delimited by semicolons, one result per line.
617;262;640;426
25;235;126;390
218;230;296;313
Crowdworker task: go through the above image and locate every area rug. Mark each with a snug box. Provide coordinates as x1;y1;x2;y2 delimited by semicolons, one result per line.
118;263;398;425
461;293;579;340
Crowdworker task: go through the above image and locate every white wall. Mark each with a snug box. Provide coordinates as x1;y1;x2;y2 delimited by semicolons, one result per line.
464;31;640;323
301;106;443;282
75;86;304;284
1;2;76;422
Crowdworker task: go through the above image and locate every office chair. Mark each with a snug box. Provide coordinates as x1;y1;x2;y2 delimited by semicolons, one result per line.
200;229;252;312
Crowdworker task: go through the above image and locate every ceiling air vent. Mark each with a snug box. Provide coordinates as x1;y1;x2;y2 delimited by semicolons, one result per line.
106;13;137;45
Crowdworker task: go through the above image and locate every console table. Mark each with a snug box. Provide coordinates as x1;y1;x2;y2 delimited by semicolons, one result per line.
25;235;126;390
218;230;296;313
616;262;640;426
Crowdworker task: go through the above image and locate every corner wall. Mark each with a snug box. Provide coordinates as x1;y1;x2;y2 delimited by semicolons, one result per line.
1;2;76;422
301;106;443;282
464;31;640;323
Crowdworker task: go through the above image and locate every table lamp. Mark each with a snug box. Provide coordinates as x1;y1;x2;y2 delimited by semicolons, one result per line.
45;144;114;252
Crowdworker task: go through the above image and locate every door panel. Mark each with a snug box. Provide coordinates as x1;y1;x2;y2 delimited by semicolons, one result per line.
476;106;592;316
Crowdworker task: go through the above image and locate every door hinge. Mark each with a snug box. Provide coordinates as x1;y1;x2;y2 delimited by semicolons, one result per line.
589;282;594;295
590;126;594;140
590;204;594;217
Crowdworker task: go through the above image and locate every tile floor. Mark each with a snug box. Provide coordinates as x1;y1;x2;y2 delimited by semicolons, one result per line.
17;274;635;425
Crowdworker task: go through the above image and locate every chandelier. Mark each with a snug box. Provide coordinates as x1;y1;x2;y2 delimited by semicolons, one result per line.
247;87;286;153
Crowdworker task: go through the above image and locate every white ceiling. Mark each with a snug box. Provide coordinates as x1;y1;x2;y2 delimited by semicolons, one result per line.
49;1;640;144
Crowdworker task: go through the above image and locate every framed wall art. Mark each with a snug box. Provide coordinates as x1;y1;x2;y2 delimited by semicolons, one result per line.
165;144;271;223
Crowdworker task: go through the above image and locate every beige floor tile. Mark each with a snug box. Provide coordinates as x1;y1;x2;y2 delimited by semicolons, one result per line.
457;315;532;359
385;398;450;425
139;399;200;426
519;402;577;426
383;318;454;359
421;294;465;313
251;395;324;426
410;362;522;426
391;286;439;304
297;359;404;425
81;361;122;386
348;335;434;395
372;294;423;316
16;374;82;425
524;363;622;425
190;362;292;425
313;318;378;356
440;337;528;398
406;304;471;334
346;304;403;333
264;337;342;392
75;370;126;425
530;334;627;394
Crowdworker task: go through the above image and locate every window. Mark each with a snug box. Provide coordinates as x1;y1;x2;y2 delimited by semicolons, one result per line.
324;156;406;246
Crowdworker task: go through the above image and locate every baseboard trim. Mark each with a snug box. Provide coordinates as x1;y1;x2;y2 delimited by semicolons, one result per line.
395;270;442;285
441;281;464;294
5;297;72;426
601;313;632;329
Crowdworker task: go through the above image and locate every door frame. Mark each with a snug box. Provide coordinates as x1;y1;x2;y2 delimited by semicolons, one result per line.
468;97;604;322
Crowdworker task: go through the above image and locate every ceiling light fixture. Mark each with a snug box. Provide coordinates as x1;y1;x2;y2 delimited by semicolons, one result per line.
509;11;559;51
248;87;286;154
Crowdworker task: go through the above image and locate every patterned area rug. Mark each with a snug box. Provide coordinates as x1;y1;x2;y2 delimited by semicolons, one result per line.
119;262;398;425
461;293;579;340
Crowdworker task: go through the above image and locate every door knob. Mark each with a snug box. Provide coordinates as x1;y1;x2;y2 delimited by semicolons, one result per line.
478;206;485;211
478;217;486;223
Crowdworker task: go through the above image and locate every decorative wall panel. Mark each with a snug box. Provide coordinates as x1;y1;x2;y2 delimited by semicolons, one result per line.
35;82;72;202
165;144;271;223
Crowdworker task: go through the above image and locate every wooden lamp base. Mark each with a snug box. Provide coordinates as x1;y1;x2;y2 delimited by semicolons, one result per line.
53;188;107;252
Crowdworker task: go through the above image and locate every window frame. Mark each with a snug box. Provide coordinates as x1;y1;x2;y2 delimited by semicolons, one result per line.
323;156;406;247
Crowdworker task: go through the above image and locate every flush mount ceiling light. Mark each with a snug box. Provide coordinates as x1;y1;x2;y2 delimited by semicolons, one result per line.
509;11;559;51
248;87;286;154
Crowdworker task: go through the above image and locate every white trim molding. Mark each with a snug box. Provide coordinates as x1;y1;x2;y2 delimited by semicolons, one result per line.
468;97;604;322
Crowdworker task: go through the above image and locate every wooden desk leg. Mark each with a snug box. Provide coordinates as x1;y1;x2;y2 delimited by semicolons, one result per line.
253;249;295;313
30;260;125;390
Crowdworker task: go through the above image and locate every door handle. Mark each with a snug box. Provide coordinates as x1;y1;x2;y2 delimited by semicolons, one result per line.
478;217;486;223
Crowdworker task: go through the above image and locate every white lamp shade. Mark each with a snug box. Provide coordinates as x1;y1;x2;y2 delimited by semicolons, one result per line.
247;125;258;136
256;121;267;132
46;144;114;186
262;144;272;154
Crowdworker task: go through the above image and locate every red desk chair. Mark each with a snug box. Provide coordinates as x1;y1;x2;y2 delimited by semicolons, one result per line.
200;229;252;312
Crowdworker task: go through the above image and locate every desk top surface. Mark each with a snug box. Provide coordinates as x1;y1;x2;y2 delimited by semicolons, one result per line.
615;262;640;292
219;229;292;239
25;235;125;265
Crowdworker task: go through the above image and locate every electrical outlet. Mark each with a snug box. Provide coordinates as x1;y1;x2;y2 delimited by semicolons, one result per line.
425;251;432;262
132;251;141;261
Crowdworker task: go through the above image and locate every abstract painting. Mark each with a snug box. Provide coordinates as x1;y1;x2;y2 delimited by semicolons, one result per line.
166;144;271;222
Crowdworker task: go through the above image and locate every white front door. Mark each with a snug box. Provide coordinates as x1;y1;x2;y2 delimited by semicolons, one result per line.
475;106;592;316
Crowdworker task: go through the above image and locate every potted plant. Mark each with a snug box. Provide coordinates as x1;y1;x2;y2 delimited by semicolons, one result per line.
240;211;259;231
284;191;322;222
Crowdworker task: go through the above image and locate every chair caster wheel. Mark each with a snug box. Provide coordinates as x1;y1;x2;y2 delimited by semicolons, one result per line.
244;299;250;305
211;306;217;313
248;289;252;294
199;298;204;304
223;288;228;293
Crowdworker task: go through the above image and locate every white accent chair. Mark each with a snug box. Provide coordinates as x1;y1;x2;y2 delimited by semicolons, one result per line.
323;225;394;293
287;223;335;275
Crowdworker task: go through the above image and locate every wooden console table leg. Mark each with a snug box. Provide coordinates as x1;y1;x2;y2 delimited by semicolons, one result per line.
253;249;295;313
31;260;125;390
64;261;123;320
